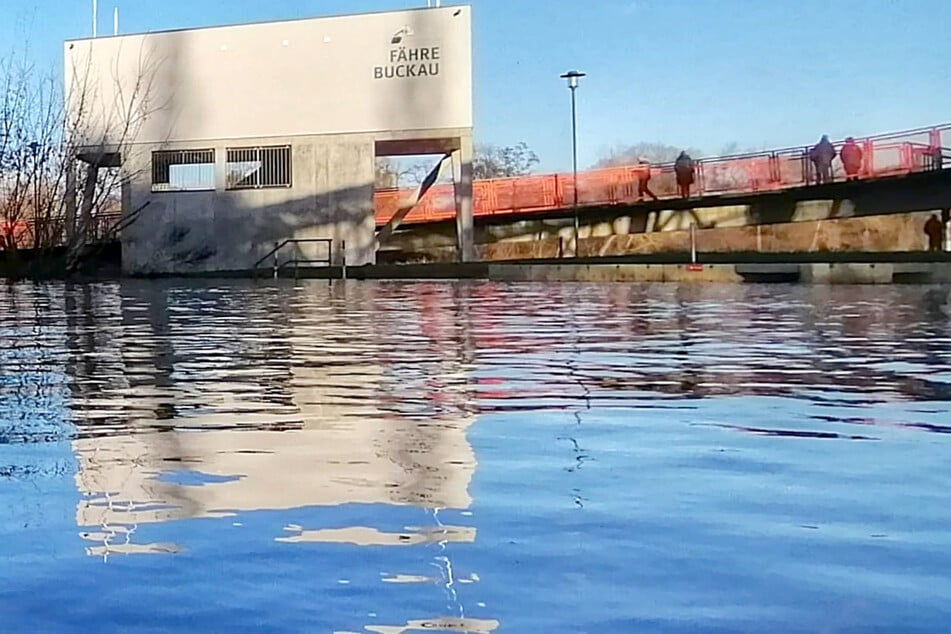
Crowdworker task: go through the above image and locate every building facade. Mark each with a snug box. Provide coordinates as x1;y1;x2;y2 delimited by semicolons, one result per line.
65;6;473;275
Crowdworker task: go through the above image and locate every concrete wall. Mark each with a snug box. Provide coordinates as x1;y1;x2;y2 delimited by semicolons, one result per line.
579;211;936;258
65;6;472;145
121;126;471;275
383;170;951;260
121;133;378;274
65;6;474;275
382;211;939;264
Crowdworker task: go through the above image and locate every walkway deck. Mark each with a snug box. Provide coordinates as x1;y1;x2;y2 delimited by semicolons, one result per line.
375;123;951;226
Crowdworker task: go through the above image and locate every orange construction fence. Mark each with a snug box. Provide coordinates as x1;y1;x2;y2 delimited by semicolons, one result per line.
375;123;951;227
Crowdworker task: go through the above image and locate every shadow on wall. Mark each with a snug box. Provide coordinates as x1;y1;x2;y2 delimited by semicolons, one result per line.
114;33;375;275
747;171;951;224
374;10;454;135
92;8;477;276
118;22;466;276
122;179;378;275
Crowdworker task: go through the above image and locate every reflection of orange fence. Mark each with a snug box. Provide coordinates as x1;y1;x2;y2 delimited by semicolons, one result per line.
375;123;951;227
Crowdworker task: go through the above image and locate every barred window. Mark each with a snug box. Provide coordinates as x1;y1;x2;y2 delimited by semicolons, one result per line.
226;146;292;190
152;149;215;192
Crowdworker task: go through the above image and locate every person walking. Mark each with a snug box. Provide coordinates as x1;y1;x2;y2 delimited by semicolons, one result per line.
840;137;863;181
636;157;658;201
809;135;837;184
932;146;945;170
674;151;695;199
924;214;944;251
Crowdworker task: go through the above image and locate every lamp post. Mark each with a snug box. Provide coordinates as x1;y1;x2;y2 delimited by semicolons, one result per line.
28;141;40;248
560;70;585;255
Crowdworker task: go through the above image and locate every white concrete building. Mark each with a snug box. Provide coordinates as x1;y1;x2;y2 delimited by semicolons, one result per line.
65;6;474;275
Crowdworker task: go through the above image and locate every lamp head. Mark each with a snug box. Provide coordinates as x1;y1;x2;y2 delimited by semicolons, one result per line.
560;70;586;89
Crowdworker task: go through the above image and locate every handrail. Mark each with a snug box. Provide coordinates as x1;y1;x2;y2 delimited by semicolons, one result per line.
252;237;333;273
253;238;294;270
374;122;951;227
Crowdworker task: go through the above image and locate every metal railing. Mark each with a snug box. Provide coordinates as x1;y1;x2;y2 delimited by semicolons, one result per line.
252;238;334;278
374;122;951;226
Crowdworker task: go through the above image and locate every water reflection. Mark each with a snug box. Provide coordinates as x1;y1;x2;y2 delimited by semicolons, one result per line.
43;281;494;631
3;280;951;632
4;281;950;526
278;524;477;546
363;618;499;634
58;282;480;550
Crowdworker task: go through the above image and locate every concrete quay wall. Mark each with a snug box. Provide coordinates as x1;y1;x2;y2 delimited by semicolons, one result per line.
277;259;951;284
382;211;938;264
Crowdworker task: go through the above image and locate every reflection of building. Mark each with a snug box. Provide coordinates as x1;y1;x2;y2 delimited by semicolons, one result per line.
64;6;474;275
72;359;478;544
68;281;479;556
73;410;476;524
276;524;476;547
67;280;494;628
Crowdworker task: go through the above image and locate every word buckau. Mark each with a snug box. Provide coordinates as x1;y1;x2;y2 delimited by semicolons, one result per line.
375;46;442;79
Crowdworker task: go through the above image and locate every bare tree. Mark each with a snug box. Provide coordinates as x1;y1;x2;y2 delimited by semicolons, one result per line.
593;142;703;168
0;38;165;268
375;157;399;189
64;39;166;261
375;156;450;189
0;48;58;250
473;142;539;179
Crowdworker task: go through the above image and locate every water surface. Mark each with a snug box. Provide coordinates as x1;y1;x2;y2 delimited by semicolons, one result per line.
2;280;951;633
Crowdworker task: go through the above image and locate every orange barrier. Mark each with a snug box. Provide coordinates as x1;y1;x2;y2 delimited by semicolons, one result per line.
0;213;122;250
375;123;951;226
0;220;30;249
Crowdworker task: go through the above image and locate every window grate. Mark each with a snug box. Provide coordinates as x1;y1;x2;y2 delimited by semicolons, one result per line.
226;146;292;190
152;149;215;192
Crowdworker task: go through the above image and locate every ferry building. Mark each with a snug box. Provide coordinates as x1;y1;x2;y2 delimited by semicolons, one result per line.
65;6;474;275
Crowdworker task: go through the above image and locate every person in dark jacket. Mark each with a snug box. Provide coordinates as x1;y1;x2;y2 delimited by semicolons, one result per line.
932;146;945;170
924;214;944;251
636;157;658;201
674;151;695;199
840;137;863;181
809;135;837;184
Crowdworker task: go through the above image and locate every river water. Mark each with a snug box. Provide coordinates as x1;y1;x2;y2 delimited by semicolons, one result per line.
2;280;950;633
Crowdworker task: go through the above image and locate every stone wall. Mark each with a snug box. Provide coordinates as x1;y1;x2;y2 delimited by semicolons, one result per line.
577;211;935;258
387;212;938;263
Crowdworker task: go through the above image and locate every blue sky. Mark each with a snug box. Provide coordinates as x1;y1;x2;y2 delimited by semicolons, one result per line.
2;0;950;170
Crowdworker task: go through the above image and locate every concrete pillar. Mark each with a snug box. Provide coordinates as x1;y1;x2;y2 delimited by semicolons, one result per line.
121;161;132;229
80;163;98;241
452;135;474;262
64;158;77;242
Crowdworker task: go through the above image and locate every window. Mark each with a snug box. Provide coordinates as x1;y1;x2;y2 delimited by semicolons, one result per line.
226;146;292;190
152;149;215;192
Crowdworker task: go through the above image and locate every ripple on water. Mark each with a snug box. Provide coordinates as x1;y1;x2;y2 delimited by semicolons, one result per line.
1;281;950;633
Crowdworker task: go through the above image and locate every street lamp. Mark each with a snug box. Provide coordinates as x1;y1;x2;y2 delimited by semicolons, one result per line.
28;141;40;248
560;70;585;255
